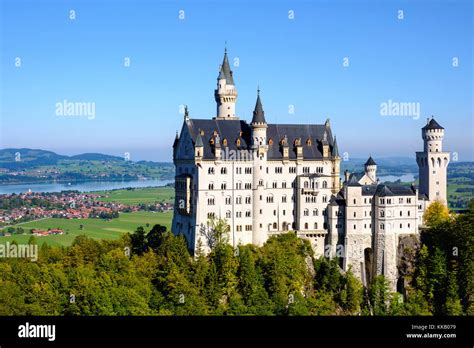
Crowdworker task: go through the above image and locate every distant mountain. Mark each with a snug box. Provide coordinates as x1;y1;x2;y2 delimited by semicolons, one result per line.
70;153;124;161
0;148;170;170
0;148;68;169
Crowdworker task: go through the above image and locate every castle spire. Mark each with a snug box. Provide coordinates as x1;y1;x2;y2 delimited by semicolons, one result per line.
217;47;234;86
331;136;339;157
251;88;266;124
215;47;238;119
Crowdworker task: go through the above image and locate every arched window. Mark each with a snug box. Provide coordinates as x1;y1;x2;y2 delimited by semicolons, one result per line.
314;222;318;229
225;211;231;218
304;209;309;216
313;209;318;216
322;180;328;189
268;138;273;145
273;222;277;229
304;181;309;188
304;223;309;229
236;138;241;146
223;138;228;146
306;138;312;146
208;168;215;174
208;182;214;190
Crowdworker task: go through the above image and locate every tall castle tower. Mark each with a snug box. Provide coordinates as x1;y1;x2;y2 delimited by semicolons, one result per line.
251;89;268;246
416;117;450;204
214;48;238;119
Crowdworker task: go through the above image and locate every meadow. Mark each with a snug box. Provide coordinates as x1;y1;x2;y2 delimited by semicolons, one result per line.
0;211;173;247
94;186;175;205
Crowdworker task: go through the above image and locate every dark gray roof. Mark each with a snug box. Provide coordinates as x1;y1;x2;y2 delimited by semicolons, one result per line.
185;119;337;160
374;184;416;197
347;172;364;186
173;132;179;148
361;185;378;196
218;50;235;85
329;194;345;206
251;92;266;124
365;156;376;166
423;118;444;130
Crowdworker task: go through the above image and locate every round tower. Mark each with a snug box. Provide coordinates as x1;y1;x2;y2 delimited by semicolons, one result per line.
214;48;238;119
251;89;268;246
364;156;377;182
416;117;450;204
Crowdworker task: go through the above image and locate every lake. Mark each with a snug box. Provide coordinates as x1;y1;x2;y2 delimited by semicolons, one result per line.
0;179;173;194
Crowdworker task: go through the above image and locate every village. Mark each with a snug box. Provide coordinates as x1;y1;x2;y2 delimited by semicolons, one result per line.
0;190;174;229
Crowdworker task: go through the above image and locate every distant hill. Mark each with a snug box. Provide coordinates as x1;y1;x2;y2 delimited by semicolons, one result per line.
0;148;172;170
0;148;68;169
341;157;418;176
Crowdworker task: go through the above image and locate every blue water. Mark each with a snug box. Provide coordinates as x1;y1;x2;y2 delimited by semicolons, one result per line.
0;179;173;194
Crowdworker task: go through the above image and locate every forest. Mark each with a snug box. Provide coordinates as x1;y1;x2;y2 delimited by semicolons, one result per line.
0;200;472;316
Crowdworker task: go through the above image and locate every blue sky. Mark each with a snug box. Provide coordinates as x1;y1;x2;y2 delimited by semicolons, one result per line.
1;0;472;161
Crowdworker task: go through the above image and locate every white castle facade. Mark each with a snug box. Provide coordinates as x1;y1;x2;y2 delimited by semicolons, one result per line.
172;49;450;290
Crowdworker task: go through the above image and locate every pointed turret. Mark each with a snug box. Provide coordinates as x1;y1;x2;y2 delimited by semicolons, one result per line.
217;48;235;86
332;136;339;157
251;88;266;125
195;132;203;147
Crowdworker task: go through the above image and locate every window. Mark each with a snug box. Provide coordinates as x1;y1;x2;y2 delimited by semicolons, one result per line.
245;183;252;189
208;183;214;190
304;209;309;216
207;197;215;205
354;212;356;217
400;223;402;228
273;182;277;188
207;212;215;219
380;223;384;230
353;199;356;204
313;209;319;216
245;211;251;217
282;195;287;203
225;196;231;205
322;181;328;189
245;167;252;174
266;195;274;203
353;224;356;230
236;212;242;218
408;223;411;228
221;167;227;174
304;181;309;188
407;198;412;203
223;138;228;146
282;181;287;188
314;222;318;229
236;182;242;189
273;222;277;229
236;167;242;174
236;196;242;204
305;223;309;230
400;211;402;217
226;211;231;218
275;167;283;174
289;167;296;174
236;225;242;232
221;183;227;190
399;198;403;204
208;168;215;174
380;210;385;217
323;195;327;203
245;196;251;204
273;210;277;216
407;211;411;216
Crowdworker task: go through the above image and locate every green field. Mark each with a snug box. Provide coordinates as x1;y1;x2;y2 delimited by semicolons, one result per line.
94;186;175;205
0;211;173;247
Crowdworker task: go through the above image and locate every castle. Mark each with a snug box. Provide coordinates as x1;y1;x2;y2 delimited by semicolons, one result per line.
172;49;450;290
